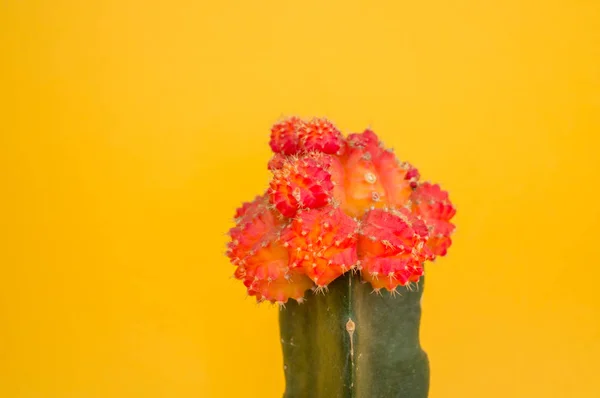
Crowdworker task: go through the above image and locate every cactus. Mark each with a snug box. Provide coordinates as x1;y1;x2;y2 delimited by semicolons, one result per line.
226;117;456;397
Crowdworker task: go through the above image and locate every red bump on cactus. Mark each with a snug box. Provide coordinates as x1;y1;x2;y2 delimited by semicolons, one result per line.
299;118;344;154
405;165;420;188
267;153;287;171
227;195;314;304
347;129;380;150
268;152;335;218
410;182;456;256
270;116;304;155
358;208;433;291
282;207;358;287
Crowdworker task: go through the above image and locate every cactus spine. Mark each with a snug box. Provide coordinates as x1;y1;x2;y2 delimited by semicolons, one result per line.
226;117;456;397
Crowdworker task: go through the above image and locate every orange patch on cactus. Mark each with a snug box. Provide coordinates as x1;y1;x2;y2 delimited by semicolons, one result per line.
299;118;344;154
328;154;347;207
228;195;314;303
342;144;388;216
282;208;358;287
227;195;278;264
341;130;419;216
269;152;335;218
242;244;314;304
374;151;418;208
358;209;432;291
410;182;456;256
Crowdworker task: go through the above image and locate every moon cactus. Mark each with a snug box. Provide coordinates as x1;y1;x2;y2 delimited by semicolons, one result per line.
226;117;456;397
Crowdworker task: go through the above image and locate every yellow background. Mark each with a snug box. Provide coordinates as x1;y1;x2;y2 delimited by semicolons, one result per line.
2;1;599;397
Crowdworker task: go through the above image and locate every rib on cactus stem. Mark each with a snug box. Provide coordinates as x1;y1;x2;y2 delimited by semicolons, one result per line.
226;116;456;397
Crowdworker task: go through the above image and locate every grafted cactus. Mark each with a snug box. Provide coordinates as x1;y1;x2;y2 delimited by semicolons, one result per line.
226;117;456;397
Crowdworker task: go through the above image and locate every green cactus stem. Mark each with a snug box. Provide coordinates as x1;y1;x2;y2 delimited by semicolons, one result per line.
279;272;429;398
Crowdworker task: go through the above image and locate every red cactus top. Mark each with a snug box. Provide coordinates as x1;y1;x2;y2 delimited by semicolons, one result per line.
227;117;456;304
